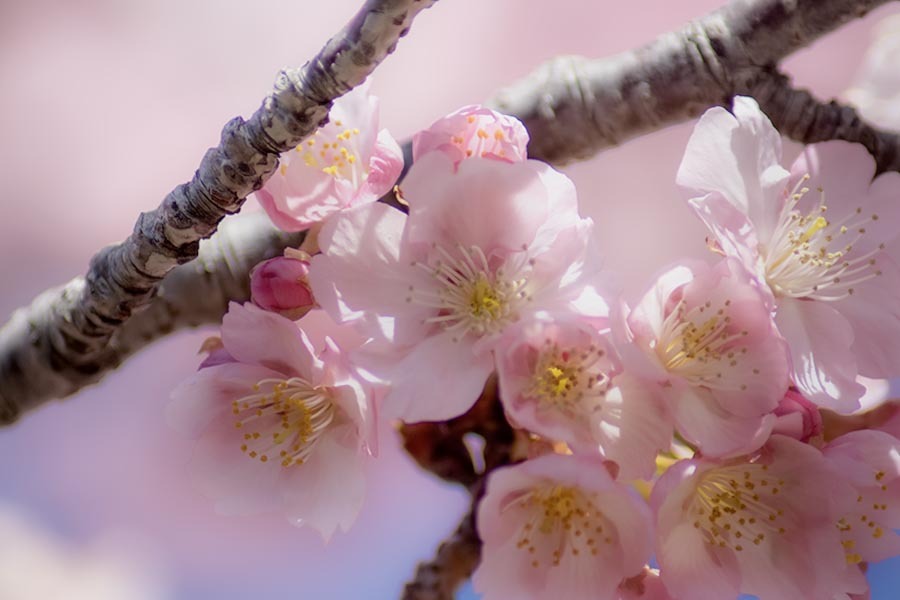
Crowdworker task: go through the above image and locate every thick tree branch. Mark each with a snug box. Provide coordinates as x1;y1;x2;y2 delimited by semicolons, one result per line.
0;214;302;423
745;70;900;172
490;0;894;164
0;0;435;424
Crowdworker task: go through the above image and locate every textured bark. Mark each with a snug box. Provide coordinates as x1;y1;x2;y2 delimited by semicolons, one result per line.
490;0;893;165
745;70;900;173
0;214;302;423
0;0;435;424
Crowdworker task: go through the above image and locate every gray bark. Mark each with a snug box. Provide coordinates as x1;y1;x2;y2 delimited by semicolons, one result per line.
490;0;894;164
0;0;435;424
0;214;302;423
746;70;900;173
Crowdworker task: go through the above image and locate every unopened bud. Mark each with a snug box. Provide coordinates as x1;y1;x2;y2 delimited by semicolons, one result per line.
772;389;823;443
250;256;314;320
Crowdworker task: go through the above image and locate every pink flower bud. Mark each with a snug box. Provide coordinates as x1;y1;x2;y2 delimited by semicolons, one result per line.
772;388;823;442
250;256;314;320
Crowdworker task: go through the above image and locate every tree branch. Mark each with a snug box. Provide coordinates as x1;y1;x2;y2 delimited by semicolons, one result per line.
400;377;515;600
0;214;302;423
745;70;900;172
0;0;435;424
490;0;894;165
401;495;482;600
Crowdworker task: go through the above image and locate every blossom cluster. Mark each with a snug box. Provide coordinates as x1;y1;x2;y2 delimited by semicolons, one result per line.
169;84;900;599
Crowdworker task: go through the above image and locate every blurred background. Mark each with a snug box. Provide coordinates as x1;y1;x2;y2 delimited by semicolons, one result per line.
1;0;899;598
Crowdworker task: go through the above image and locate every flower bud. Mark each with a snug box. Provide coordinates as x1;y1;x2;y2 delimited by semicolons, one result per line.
772;389;823;442
250;256;314;320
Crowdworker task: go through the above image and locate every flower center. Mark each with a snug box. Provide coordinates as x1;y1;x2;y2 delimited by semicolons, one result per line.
763;175;883;300
527;340;610;411
691;464;788;553
453;116;512;159
410;244;530;340
233;377;335;467
289;123;366;186
513;485;614;568
656;298;751;387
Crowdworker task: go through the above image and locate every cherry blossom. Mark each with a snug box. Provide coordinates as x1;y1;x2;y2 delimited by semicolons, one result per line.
255;82;404;231
473;453;653;600
494;313;672;479
168;302;375;540
845;15;900;132
412;104;529;166
653;435;867;600
825;430;900;565
677;96;900;412
309;151;598;422
620;258;790;457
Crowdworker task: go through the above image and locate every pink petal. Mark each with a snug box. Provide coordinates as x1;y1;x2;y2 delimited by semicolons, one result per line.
670;385;774;458
404;153;551;258
309;202;431;344
255;162;343;232
358;128;404;203
775;297;865;412
190;414;283;515
280;426;366;541
833;254;900;377
677;96;790;243
221;302;321;379
595;373;673;481
373;331;493;422
167;362;283;438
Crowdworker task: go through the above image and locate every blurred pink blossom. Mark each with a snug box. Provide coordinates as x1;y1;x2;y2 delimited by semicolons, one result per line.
168;303;375;540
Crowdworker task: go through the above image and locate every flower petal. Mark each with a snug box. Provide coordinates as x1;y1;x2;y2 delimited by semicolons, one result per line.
775;297;865;412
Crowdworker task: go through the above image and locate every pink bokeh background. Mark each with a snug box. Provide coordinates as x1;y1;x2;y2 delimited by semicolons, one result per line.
1;1;898;597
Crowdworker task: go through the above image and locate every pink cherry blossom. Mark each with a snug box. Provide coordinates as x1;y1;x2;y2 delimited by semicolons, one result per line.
309;152;598;422
771;389;823;443
845;15;900;132
254;82;404;232
250;254;314;320
653;435;867;600
825;429;900;565
621;258;790;457
412;104;529;166
494;314;672;479
677;96;900;412
473;453;653;600
167;302;375;541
